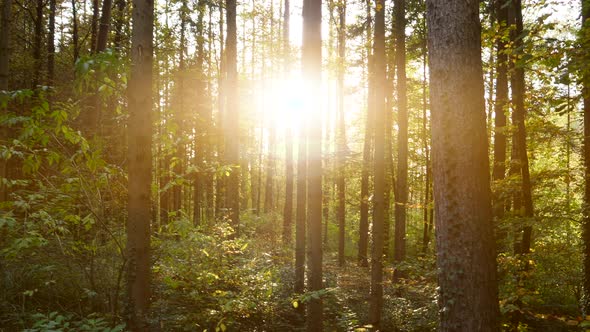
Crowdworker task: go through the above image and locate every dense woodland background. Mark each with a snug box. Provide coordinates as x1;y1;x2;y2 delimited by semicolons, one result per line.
0;0;589;330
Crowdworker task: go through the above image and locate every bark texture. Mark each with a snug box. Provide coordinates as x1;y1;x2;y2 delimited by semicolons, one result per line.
126;0;154;328
426;0;500;330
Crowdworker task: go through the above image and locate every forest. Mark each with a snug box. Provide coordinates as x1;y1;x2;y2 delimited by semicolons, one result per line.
0;0;589;330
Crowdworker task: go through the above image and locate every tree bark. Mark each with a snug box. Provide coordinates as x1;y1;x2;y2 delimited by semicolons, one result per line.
580;0;590;314
509;0;534;255
358;0;372;268
225;0;240;233
283;0;293;244
91;0;99;53
426;0;500;330
47;0;56;85
369;0;385;327
0;0;11;202
72;0;80;62
126;0;153;328
96;0;113;52
336;0;346;267
393;0;407;278
33;0;43;87
303;0;323;329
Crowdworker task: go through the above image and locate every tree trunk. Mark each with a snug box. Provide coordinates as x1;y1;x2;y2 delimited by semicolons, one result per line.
336;0;346;267
72;0;80;62
126;0;153;327
193;0;206;226
225;0;240;233
580;0;590;314
33;0;43;87
303;0;323;329
369;0;385;327
0;0;12;202
393;0;407;278
91;0;99;53
509;0;534;255
47;0;56;85
96;0;113;52
283;0;293;244
426;0;500;330
358;0;372;267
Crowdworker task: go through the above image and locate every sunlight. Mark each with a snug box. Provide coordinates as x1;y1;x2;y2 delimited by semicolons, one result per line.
260;76;312;133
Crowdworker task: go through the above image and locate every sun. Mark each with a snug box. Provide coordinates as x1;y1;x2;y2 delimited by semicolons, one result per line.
261;76;311;134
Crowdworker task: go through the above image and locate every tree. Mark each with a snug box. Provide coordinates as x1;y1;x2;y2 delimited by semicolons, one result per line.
336;0;346;267
0;0;11;202
393;0;407;278
369;0;385;327
225;0;240;233
425;0;500;329
97;0;114;52
126;0;154;328
509;0;534;255
358;0;372;267
492;0;509;221
283;0;294;244
47;0;56;85
581;0;590;314
303;0;323;329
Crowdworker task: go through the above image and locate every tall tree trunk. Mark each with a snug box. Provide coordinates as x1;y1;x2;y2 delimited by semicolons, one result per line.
225;0;240;233
420;10;431;253
96;0;113;52
283;0;293;244
47;0;56;85
509;0;534;255
393;0;407;278
358;0;372;267
493;0;509;245
369;0;385;327
91;0;99;53
126;0;153;327
193;0;206;226
426;0;500;330
303;0;323;329
295;122;307;294
33;0;43;87
0;0;12;202
580;0;590;314
72;0;80;62
172;0;188;217
336;0;346;267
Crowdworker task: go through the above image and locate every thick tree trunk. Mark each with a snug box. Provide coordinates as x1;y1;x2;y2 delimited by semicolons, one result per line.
336;0;346;267
126;0;153;328
358;0;372;267
426;0;500;330
225;0;240;233
369;0;385;327
303;0;323;330
393;0;407;278
295;123;307;294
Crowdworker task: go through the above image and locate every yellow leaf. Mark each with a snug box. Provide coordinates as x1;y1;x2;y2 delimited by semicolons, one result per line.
293;300;299;309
